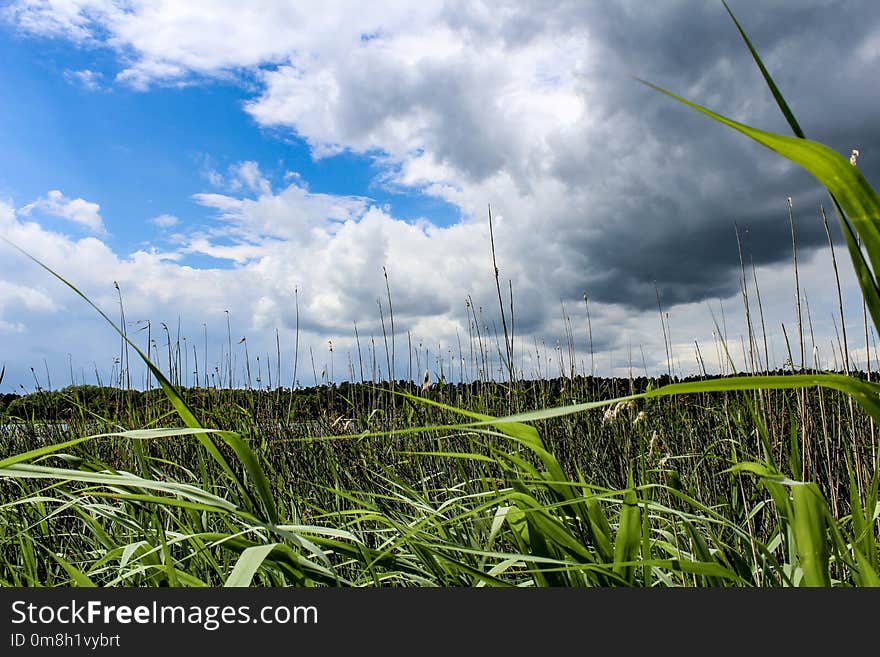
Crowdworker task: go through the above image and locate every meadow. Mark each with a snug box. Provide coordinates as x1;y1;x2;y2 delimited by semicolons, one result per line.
0;6;878;587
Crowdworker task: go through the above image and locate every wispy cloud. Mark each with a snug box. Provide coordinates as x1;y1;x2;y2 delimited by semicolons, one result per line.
150;213;179;229
63;68;103;90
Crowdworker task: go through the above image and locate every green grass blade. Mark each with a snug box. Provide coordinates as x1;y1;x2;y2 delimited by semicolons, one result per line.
0;463;240;511
46;551;97;587
215;430;280;525
1;240;281;522
88;492;233;515
639;558;745;584
638;80;880;334
224;543;279;587
399;390;579;503
585;497;614;562
721;0;804;138
790;483;831;587
835;200;880;334
646;374;880;426
442;373;880;430
849;465;879;578
394;389;544;450
613;475;641;584
853;547;880;587
0;428;227;469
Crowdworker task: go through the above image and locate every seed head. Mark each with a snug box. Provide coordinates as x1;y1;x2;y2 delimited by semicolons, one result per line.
648;430;659;457
602;400;635;424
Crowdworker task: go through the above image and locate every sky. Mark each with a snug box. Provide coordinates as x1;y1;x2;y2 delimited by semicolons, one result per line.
1;0;880;393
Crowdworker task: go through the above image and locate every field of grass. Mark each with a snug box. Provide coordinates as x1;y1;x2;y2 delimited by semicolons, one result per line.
1;369;878;587
0;4;878;587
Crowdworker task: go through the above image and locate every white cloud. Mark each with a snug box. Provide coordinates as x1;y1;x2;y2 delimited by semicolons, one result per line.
19;190;106;235
63;68;103;90
150;213;179;228
227;161;270;196
7;1;588;187
244;25;592;195
204;168;223;187
190;176;370;246
0;280;57;311
3;0;107;43
6;0;437;88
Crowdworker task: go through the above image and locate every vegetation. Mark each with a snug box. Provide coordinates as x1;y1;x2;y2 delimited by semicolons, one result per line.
0;4;877;587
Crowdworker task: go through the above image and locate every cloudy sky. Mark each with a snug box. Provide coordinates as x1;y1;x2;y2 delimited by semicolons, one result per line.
1;0;879;392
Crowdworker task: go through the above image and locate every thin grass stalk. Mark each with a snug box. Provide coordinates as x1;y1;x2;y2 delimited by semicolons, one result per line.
488;205;514;396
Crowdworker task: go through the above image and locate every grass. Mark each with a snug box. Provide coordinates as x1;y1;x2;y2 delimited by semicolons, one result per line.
0;3;878;587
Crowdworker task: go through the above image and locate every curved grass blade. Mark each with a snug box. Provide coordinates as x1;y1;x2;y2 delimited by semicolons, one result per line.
204;533;343;586
393;388;544;450
835;200;880;336
213;429;280;525
727;462;834;586
721;0;804;138
635;558;745;584
644;374;880;426
853;547;880;587
88;492;234;516
716;8;880;342
417;373;880;432
0;463;239;511
636;81;880;262
0;427;228;470
637;80;880;335
585;497;615;563
2;240;279;524
394;390;581;505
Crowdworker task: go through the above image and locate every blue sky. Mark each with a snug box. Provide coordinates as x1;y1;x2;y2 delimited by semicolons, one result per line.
0;29;459;263
1;1;879;391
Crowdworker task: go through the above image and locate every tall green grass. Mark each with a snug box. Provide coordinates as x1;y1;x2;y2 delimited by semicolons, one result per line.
0;3;878;587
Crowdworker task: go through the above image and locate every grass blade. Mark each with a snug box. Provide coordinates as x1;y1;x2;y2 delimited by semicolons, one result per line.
47;551;97;587
613;474;641;584
721;0;804;138
790;483;831;587
224;543;279;587
638;80;880;335
2;240;279;523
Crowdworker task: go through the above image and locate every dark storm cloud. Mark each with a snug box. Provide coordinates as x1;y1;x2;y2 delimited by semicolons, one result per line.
505;0;880;312
541;125;836;310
